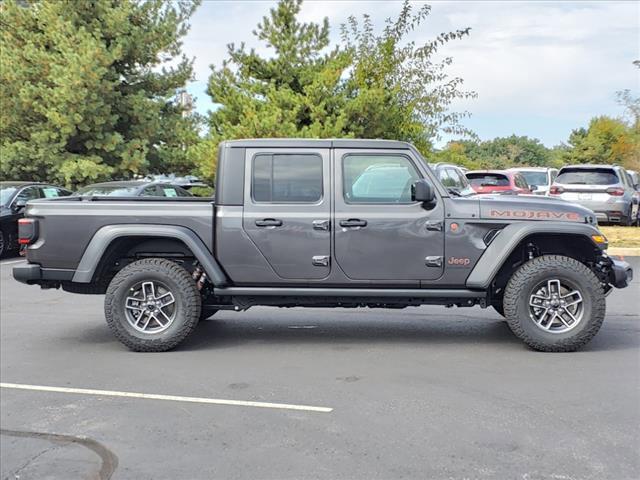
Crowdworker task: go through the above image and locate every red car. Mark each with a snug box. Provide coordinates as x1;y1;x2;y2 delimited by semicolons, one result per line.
465;170;532;195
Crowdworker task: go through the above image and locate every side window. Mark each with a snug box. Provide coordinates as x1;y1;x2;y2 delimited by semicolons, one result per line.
252;154;322;203
41;186;68;198
550;170;558;183
160;186;179;197
517;175;529;189
343;154;421;204
445;168;465;189
174;186;192;197
141;186;158;197
439;169;457;188
14;186;40;205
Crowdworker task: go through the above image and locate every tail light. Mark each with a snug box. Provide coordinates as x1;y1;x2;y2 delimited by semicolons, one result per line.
605;187;624;196
18;218;38;245
549;186;564;195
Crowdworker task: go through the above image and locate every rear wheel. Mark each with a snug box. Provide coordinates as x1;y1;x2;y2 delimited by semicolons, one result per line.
503;255;605;352
105;258;201;352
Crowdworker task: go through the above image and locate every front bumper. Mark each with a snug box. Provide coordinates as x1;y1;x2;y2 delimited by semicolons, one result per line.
610;259;633;289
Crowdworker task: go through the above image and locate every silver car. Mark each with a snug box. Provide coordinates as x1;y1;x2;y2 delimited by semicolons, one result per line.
550;165;636;225
509;167;558;196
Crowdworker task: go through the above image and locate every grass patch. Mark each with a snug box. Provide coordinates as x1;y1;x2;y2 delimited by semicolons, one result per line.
600;226;640;248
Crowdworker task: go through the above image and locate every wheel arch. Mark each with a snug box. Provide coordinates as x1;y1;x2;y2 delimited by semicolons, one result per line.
71;225;228;287
466;222;604;291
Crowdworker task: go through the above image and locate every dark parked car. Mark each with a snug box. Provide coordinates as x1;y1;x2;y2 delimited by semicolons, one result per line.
14;139;632;353
466;170;532;195
74;181;194;198
0;181;71;256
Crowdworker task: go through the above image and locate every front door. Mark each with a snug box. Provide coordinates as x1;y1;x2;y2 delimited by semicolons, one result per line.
333;149;445;281
242;148;331;280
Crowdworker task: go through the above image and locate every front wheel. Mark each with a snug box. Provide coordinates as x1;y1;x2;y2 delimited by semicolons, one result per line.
503;255;606;352
104;258;201;352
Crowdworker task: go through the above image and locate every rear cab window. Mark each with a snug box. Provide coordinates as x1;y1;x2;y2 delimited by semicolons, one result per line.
252;154;322;203
555;168;619;185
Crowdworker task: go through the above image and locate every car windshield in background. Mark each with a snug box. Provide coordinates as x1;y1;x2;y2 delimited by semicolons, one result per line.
76;186;140;196
0;187;17;206
555;169;619;185
519;171;547;186
467;173;510;187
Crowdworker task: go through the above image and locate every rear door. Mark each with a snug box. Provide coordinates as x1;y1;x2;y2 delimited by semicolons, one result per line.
334;149;445;281
242;148;331;280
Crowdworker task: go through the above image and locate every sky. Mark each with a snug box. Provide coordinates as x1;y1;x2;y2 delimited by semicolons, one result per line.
180;0;640;148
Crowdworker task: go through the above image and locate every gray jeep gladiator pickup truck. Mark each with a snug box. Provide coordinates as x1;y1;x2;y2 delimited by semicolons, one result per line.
13;139;633;352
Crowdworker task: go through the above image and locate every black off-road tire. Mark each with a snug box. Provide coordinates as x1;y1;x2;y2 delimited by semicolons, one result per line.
105;258;201;352
503;255;606;352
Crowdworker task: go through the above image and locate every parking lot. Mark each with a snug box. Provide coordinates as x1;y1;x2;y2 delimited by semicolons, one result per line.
1;256;639;480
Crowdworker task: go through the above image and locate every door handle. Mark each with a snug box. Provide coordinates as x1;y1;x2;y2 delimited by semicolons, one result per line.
255;218;283;227
339;219;367;228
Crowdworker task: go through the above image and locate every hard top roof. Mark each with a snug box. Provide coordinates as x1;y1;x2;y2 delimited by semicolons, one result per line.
221;138;411;149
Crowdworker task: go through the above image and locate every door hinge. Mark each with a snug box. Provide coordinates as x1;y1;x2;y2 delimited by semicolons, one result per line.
312;255;330;267
425;221;443;231
312;219;330;231
425;256;443;267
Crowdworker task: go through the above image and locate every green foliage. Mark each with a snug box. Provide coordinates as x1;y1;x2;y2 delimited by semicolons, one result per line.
562;116;639;171
339;3;476;153
435;135;551;170
0;0;200;187
203;0;475;178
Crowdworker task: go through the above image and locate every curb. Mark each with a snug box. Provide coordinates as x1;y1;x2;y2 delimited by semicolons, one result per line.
608;247;640;257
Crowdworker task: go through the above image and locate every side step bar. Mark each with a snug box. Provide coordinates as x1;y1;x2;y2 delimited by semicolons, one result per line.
214;287;486;298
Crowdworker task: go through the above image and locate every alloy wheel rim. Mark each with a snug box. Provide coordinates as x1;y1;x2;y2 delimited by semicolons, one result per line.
124;281;177;334
0;230;4;253
528;278;584;334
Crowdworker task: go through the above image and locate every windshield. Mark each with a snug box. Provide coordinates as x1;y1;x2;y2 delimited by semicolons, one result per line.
0;187;18;206
519;171;548;186
555;169;619;185
75;186;140;196
467;173;510;187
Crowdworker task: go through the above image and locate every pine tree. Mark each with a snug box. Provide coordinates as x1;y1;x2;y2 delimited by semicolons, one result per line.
0;0;200;187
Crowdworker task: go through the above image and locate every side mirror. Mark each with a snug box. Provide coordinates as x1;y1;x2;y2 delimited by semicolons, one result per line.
412;179;436;205
12;199;27;212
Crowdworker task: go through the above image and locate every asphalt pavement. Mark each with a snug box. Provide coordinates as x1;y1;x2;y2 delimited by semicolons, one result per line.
1;256;639;480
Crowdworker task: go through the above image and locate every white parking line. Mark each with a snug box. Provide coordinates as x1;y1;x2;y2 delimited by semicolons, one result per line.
0;382;333;413
0;259;25;265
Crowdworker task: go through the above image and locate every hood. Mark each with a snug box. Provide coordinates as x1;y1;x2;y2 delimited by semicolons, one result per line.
477;194;596;223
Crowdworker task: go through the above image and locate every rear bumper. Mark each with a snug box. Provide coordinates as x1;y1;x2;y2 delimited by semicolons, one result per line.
12;263;41;284
13;263;74;285
610;259;633;289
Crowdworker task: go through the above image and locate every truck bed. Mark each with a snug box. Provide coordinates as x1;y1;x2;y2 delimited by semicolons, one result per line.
24;197;215;270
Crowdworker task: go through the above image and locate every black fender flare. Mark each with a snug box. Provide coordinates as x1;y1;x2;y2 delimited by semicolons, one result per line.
71;224;227;287
465;221;602;290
